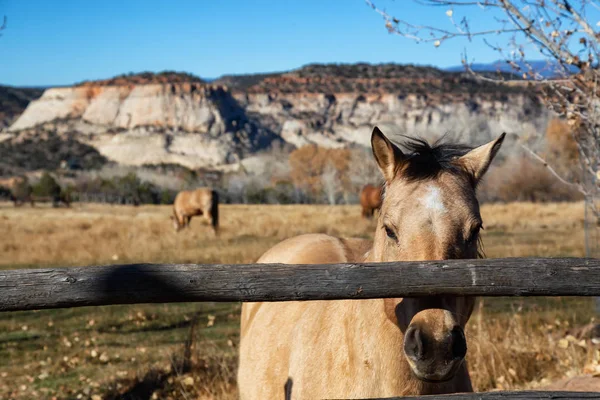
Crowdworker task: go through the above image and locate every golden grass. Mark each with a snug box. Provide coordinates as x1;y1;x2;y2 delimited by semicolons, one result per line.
0;201;586;266
0;201;595;399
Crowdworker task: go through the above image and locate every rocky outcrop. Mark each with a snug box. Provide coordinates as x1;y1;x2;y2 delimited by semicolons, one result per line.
237;91;545;150
0;85;43;130
7;65;550;170
8;83;277;169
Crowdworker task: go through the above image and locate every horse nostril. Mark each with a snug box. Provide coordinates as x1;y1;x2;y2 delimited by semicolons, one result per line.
451;326;467;359
404;327;427;361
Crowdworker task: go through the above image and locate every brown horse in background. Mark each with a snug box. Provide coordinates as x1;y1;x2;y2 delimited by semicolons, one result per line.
238;126;506;399
171;188;219;235
0;176;35;207
360;183;382;218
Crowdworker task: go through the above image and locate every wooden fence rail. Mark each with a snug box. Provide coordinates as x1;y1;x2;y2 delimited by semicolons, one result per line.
1;257;600;312
4;258;600;399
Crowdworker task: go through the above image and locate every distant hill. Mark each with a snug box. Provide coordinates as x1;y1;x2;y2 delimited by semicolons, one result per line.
211;63;526;97
212;72;281;91
0;85;44;129
445;60;579;79
76;71;205;86
213;63;448;91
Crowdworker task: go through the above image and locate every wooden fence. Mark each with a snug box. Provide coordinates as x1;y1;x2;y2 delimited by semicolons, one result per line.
2;257;600;399
1;257;600;312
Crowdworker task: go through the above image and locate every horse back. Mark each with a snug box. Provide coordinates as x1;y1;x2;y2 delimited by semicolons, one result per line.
174;188;213;215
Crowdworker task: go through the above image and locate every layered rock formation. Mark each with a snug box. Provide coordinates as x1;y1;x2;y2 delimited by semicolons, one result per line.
6;65;550;170
8;83;276;169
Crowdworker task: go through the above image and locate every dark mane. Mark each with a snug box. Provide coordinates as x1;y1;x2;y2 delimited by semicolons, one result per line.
397;135;474;182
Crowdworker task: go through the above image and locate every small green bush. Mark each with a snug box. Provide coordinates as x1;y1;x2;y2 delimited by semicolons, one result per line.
33;172;61;198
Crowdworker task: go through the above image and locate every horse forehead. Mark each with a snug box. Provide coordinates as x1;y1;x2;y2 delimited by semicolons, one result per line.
420;184;447;214
386;180;455;209
386;178;476;224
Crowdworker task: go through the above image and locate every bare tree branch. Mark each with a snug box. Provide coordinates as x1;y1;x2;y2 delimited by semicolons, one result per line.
367;0;600;220
521;143;587;193
365;0;521;45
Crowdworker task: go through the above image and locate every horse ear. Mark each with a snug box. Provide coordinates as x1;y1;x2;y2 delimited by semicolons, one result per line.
458;132;506;186
371;127;406;182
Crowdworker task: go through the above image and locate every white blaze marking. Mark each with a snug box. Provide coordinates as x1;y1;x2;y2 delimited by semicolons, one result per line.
422;185;446;214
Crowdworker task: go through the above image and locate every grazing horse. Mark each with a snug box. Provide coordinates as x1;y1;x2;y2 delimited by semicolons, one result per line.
0;176;34;207
171;188;219;235
0;177;22;188
360;183;383;218
238;127;505;399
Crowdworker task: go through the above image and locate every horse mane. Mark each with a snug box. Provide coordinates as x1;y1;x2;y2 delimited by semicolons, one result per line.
477;236;486;259
397;135;474;183
379;135;474;199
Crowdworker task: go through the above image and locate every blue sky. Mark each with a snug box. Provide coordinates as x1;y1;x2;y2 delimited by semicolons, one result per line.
1;0;511;86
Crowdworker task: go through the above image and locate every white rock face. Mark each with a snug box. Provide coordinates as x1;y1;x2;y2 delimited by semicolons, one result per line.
9;84;251;168
83;86;131;126
244;92;549;150
9;83;550;169
10;88;91;131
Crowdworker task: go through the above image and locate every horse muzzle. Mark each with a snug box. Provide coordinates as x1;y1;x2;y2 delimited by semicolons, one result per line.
403;324;467;383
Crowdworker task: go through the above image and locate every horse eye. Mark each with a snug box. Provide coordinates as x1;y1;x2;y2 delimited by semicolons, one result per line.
384;225;397;241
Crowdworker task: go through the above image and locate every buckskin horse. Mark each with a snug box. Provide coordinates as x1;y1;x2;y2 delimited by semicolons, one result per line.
238;126;505;399
171;188;219;235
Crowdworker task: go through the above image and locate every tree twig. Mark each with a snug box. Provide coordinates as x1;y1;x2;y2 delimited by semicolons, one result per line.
520;143;588;195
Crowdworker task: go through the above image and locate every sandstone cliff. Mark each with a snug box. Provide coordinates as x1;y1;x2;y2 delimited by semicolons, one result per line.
6;65;550;170
7;83;276;169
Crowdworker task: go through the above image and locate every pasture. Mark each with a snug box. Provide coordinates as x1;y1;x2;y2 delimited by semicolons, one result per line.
0;201;597;399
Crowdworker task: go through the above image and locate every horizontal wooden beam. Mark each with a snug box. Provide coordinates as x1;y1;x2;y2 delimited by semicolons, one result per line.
1;257;600;312
370;391;600;399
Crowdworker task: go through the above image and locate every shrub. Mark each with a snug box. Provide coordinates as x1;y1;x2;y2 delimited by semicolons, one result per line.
479;118;583;203
33;172;61;198
479;155;583;203
160;190;175;205
289;145;351;197
72;173;169;205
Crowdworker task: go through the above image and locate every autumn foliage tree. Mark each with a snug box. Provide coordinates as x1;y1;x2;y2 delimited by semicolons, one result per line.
289;145;351;201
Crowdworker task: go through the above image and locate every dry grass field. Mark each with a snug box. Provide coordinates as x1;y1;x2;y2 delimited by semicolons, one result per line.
0;201;598;399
